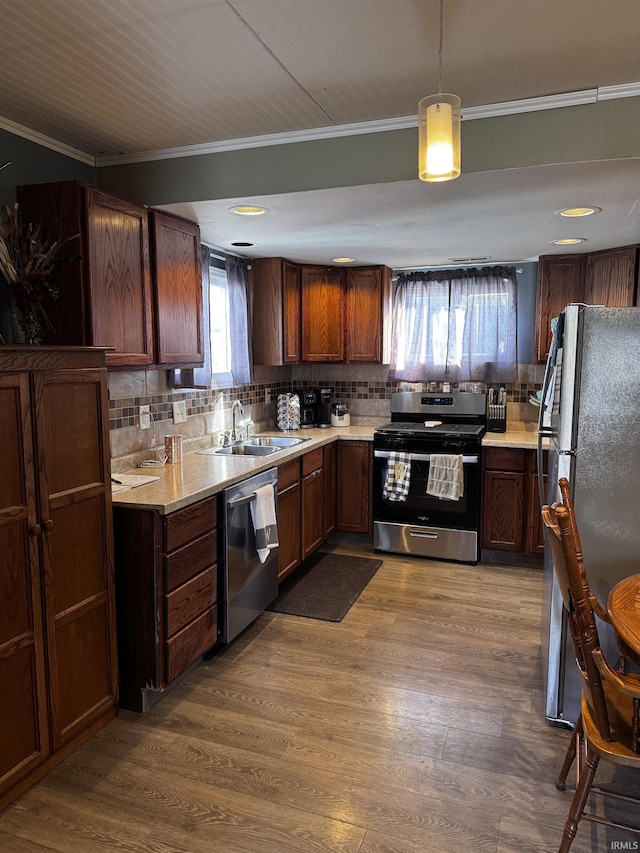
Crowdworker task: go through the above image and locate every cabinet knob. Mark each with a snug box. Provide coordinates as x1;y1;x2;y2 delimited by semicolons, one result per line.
30;523;42;536
43;519;54;532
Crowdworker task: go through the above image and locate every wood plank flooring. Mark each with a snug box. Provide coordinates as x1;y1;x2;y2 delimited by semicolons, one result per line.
2;534;639;852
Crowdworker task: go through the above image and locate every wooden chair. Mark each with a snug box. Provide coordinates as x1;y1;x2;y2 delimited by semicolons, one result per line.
541;477;640;853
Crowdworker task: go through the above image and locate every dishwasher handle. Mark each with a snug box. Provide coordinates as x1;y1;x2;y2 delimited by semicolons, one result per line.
227;491;258;509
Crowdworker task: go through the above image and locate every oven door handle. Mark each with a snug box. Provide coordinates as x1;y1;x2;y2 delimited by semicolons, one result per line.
374;450;479;464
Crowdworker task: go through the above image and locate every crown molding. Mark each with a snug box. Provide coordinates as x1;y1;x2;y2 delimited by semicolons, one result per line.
96;85;638;167
0;116;95;166
2;83;638;170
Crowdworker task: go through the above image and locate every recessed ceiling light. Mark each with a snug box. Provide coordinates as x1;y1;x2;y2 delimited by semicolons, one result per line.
550;238;586;245
557;207;601;217
228;205;269;216
333;257;355;263
230;241;256;247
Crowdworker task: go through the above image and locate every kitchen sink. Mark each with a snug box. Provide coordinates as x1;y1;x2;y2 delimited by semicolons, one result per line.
199;443;282;457
245;435;310;447
198;434;310;457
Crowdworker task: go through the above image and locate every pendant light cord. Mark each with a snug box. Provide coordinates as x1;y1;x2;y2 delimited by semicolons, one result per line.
438;0;444;95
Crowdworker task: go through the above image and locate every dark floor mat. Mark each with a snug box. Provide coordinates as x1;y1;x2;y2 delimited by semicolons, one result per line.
267;551;382;622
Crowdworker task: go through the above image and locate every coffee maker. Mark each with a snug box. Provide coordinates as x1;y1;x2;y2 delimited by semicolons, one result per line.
315;388;332;428
300;390;317;428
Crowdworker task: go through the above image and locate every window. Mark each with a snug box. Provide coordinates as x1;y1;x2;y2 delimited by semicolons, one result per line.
171;250;251;389
208;258;233;385
389;266;517;383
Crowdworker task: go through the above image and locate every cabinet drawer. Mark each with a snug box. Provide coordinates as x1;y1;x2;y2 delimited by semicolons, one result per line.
165;496;216;552
278;458;301;491
302;447;324;476
165;605;217;683
165;565;217;638
484;447;525;472
165;530;217;592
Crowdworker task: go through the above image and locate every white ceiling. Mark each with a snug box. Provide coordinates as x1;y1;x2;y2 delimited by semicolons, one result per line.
1;0;639;266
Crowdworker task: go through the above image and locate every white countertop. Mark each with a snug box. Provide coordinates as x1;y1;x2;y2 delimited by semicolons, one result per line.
111;426;376;514
111;423;544;514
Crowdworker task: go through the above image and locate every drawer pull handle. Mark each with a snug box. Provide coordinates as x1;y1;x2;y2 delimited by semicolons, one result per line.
30;524;42;536
43;519;54;532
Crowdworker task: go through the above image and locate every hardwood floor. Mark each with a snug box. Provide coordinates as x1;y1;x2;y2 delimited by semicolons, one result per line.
2;534;639;852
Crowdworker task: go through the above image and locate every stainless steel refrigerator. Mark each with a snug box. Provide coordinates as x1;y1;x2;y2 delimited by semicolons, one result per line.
537;304;640;727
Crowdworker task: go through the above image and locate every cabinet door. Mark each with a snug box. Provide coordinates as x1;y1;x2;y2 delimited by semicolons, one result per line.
150;211;203;366
85;187;154;367
32;368;118;750
336;441;371;533
0;374;49;796
584;246;637;307
323;443;337;538
482;470;525;551
535;255;584;363
301;267;344;361
277;482;301;581
301;468;324;558
346;267;382;362
283;261;301;363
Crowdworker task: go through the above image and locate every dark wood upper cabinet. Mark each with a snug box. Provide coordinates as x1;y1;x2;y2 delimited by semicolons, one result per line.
149;211;203;366
301;266;344;362
252;259;390;365
19;181;154;368
583;246;638;307
535;246;638;364
250;258;301;365
346;266;385;363
535;254;584;364
18;182;203;370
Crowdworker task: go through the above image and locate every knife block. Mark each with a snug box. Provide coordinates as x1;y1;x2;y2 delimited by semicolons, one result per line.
487;404;507;433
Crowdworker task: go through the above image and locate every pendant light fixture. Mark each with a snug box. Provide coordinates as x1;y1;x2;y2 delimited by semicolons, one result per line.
418;0;461;182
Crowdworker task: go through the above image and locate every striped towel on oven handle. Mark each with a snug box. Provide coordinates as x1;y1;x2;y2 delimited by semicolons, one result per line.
382;451;411;501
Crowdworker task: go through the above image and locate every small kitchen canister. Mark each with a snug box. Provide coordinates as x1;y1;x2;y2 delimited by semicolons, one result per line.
165;434;183;464
330;402;350;427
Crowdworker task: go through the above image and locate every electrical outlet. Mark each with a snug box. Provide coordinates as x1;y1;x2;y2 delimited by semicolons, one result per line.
139;405;151;430
173;400;187;424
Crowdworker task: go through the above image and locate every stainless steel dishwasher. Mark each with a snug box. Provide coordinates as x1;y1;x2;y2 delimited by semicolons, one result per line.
219;467;279;643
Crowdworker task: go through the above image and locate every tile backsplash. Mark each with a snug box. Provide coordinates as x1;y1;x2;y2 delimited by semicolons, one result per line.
109;363;545;465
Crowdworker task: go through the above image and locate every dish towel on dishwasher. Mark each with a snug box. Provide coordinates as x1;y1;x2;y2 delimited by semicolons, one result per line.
383;452;411;501
426;454;464;501
250;484;279;563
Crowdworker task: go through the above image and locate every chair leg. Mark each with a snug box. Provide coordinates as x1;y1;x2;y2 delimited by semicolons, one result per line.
558;745;599;853
556;714;582;792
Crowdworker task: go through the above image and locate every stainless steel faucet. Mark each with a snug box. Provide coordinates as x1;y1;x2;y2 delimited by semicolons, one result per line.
231;399;244;441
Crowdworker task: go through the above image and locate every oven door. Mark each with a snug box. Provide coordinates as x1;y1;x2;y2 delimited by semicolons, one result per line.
372;449;481;530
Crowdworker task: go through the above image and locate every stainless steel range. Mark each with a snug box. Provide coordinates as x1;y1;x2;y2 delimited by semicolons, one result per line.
373;391;487;563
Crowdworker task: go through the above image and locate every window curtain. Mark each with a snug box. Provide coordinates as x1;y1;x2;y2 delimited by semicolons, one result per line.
389;266;517;383
226;255;252;387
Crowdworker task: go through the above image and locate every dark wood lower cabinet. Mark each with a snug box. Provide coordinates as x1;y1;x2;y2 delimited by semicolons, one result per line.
113;496;218;712
336;440;372;534
0;347;117;811
323;443;337;538
301;449;325;559
277;459;302;582
481;446;548;563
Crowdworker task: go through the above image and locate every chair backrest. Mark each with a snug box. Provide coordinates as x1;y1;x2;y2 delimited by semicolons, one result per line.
542;477;611;739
